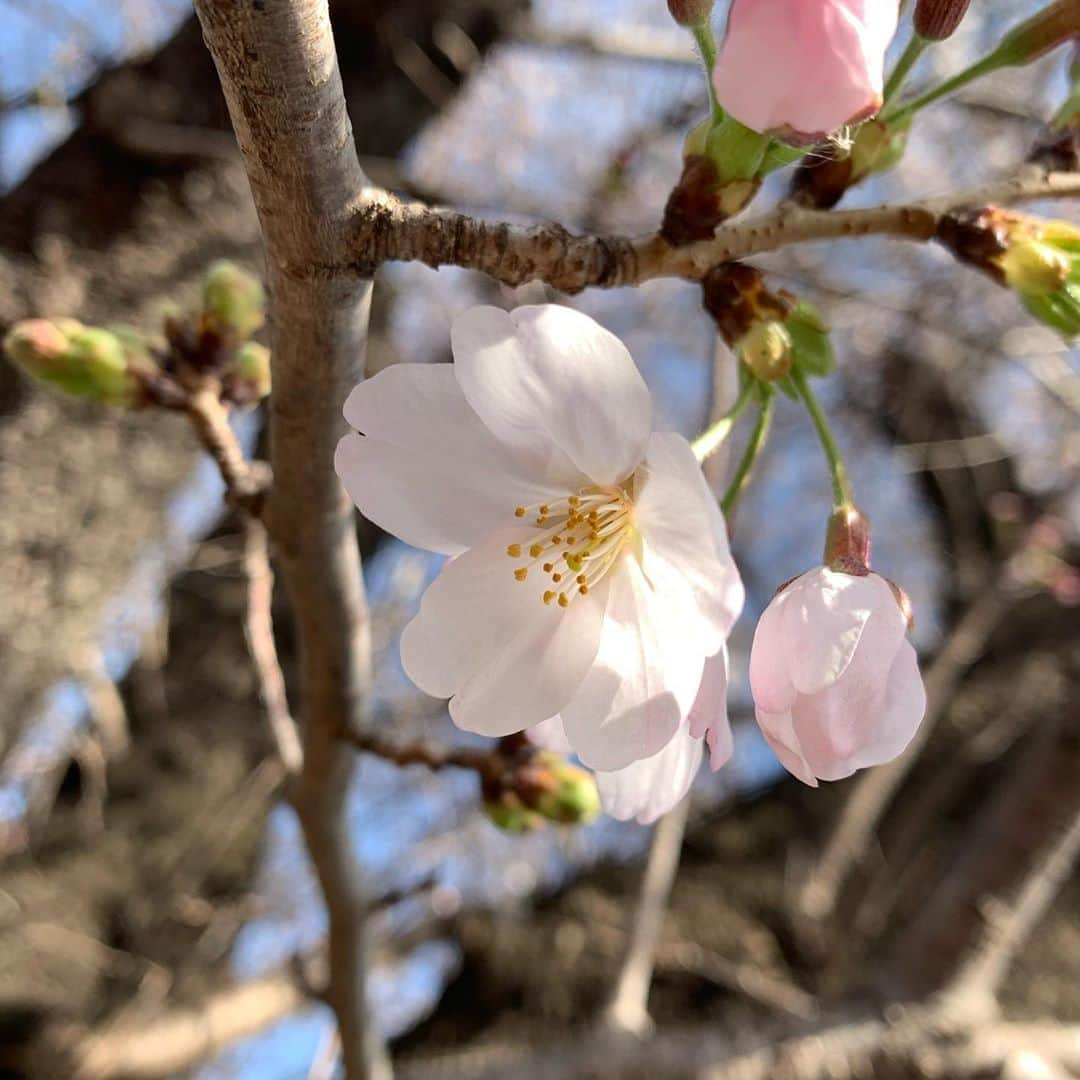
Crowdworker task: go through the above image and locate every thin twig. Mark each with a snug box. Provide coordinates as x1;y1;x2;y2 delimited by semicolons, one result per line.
184;384;270;515
241;518;303;775
348;168;1080;292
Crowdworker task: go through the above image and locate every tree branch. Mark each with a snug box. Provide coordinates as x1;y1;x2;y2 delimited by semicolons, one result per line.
192;2;388;1077
348;168;1080;292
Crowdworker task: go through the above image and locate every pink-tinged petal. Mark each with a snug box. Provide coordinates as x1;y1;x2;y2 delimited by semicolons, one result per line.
789;578;908;777
596;726;704;824
400;528;608;734
748;587;799;714
782;568;894;696
336;364;558;555
688;648;734;772
635;432;745;654
451;305;653;487
712;0;898;141
756;709;819;787
560;557;702;771
526;715;573;754
800;638;925;780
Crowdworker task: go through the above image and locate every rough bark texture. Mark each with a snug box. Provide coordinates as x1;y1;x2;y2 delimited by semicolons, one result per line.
346;169;1080;292
191;2;385;1076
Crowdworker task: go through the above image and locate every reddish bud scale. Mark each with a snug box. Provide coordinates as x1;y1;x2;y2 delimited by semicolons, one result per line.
661;155;725;247
934;207;1013;287
823;504;872;575
701;262;790;345
913;0;972;41
667;0;713;27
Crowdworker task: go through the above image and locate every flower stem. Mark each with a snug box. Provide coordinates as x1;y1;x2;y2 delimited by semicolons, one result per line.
691;20;724;120
884;52;1002;124
883;35;928;104
691;379;755;463
720;389;774;516
790;368;854;510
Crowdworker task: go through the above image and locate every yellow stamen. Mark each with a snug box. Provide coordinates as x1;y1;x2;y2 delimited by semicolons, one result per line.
557;593;569;608
514;568;528;581
506;543;522;558
514;506;526;518
543;590;555;605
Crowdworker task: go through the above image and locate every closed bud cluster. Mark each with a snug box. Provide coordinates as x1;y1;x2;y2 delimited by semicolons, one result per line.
201;260;265;341
937;209;1080;340
482;751;601;832
521;753;602;825
667;0;713;28
913;0;972;42
3;318;151;408
703;264;834;386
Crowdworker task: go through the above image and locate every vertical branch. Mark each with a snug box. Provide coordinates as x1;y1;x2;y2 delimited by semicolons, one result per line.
191;2;386;1077
604;798;691;1034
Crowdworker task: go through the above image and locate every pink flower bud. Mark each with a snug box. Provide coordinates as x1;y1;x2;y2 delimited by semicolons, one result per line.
711;0;899;143
749;567;926;785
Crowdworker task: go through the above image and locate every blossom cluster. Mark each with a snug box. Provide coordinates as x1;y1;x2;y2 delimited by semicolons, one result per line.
336;305;927;823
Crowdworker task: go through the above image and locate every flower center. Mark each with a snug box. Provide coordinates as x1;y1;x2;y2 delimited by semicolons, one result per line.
506;486;634;607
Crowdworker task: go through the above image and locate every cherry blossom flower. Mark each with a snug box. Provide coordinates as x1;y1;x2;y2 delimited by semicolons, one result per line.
748;567;925;785
712;0;900;144
335;304;744;817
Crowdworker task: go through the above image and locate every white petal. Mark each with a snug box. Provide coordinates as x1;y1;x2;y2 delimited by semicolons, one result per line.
596;726;704;824
635;432;745;654
781;568;889;695
687;648;734;771
336;364;557;555
756;709;819;787
526;715;573;754
748;587;799;714
451;305;653;487
400;528;608;736
561;557;703;771
797;637;925;780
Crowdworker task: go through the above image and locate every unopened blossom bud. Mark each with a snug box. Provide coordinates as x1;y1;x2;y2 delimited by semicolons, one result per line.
3;318;71;377
201;261;265;341
712;0;899;143
999;238;1070;296
3;318;141;407
937;209;1080;340
738;321;792;382
703;264;833;382
667;0;713;28
749;512;925;785
526;755;601;825
913;0;972;42
223;341;272;405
